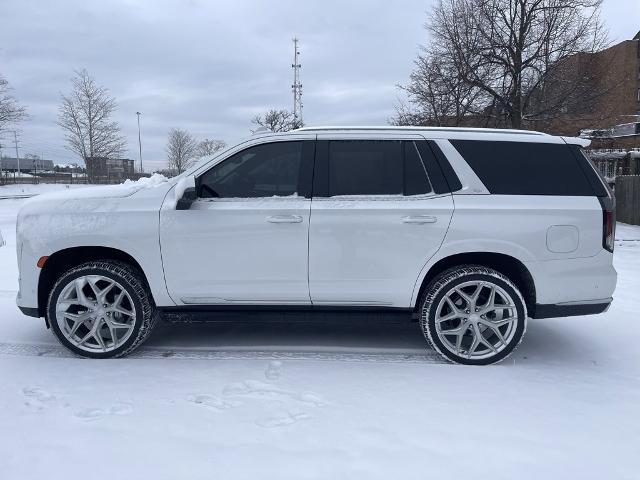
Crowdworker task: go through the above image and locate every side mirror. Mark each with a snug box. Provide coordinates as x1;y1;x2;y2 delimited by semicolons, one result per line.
175;176;197;210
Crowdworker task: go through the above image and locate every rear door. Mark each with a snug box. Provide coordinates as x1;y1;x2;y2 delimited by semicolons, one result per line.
308;135;455;307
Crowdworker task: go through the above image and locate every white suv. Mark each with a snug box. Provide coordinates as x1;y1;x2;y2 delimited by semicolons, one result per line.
15;127;617;365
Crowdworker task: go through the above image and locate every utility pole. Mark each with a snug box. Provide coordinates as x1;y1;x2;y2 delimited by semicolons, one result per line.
13;131;20;183
136;111;143;173
291;38;303;127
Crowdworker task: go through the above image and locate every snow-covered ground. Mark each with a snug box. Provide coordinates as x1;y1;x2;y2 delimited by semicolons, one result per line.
0;191;639;479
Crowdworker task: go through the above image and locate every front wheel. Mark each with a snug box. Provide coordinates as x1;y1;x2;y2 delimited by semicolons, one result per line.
47;261;158;358
420;265;527;365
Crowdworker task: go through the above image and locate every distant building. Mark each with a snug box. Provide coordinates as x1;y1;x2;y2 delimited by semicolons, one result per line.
538;31;640;185
85;157;135;184
541;31;640;137
0;157;54;172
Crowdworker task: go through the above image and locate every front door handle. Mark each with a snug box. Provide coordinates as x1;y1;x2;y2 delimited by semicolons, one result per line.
402;215;437;224
267;215;303;224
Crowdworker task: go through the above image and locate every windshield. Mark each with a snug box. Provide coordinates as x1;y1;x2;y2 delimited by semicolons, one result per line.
175;135;265;180
174;145;233;180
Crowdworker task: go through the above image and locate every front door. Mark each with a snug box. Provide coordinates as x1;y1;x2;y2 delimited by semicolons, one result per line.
160;139;315;305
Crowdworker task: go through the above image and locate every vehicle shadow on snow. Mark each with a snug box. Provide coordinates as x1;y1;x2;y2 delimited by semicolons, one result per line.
141;313;602;367
146;313;428;353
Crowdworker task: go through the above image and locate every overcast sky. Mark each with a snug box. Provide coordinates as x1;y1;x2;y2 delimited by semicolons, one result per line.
0;0;638;171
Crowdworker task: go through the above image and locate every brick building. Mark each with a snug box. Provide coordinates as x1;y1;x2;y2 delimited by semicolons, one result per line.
532;31;640;184
540;31;640;137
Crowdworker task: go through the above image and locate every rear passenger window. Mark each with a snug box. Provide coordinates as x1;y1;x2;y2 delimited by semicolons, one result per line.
450;140;596;196
327;140;431;196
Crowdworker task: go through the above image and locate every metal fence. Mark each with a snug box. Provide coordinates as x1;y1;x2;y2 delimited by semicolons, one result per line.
616;176;640;226
0;172;88;186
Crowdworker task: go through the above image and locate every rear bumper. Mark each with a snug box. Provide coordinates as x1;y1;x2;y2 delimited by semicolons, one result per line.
525;249;617;305
532;298;612;319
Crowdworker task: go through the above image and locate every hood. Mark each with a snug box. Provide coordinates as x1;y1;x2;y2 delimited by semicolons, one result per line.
26;173;171;202
18;174;171;215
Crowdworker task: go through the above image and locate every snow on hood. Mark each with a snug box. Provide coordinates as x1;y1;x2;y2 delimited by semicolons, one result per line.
23;174;170;204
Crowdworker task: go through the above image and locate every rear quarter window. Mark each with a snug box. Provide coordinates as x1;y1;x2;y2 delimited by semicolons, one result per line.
450;140;597;196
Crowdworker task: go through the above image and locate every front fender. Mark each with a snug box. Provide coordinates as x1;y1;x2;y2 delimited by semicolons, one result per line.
17;188;175;310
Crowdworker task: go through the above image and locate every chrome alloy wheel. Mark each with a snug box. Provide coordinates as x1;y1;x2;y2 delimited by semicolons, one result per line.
434;280;518;361
55;275;137;353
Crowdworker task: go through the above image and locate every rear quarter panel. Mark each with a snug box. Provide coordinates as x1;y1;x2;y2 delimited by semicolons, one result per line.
410;194;611;306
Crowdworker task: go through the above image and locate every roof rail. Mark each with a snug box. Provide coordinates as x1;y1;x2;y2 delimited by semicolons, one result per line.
294;125;549;136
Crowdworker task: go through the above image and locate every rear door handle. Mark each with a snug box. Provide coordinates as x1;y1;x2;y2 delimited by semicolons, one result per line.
402;215;437;224
267;215;303;224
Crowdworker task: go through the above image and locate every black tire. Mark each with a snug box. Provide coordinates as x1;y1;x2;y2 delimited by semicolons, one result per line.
47;260;158;359
419;265;527;365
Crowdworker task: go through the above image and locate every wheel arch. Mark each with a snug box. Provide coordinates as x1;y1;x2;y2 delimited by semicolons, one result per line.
37;246;150;318
414;252;536;314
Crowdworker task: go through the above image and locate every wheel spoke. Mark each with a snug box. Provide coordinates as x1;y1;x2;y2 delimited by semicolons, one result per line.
93;322;107;352
68;315;91;337
478;286;496;314
436;311;460;323
86;277;102;300
439;324;467;337
77;329;94;347
99;281;116;300
482;322;510;347
105;321;118;346
444;297;462;315
466;330;480;359
476;326;497;353
491;317;515;328
108;319;132;328
455;328;464;354
455;288;472;304
112;306;134;317
470;283;483;303
74;278;91;307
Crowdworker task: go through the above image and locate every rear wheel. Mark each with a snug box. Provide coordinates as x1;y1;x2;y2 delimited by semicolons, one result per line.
47;261;158;358
420;265;527;365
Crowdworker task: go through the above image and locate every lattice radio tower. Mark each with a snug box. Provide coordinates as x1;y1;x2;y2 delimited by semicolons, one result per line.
291;38;303;126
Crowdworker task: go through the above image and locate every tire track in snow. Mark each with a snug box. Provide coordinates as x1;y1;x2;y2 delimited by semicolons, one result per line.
0;342;444;364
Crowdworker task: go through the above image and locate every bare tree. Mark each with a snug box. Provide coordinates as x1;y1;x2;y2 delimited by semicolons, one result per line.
58;69;127;162
251;109;303;133
398;0;608;129
0;75;27;133
197;138;226;158
393;48;487;126
166;128;198;174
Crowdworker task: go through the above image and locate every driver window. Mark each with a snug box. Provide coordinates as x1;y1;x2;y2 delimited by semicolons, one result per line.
199;141;303;198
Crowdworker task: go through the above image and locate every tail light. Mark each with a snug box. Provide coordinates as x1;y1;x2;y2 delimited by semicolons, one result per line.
600;198;615;253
